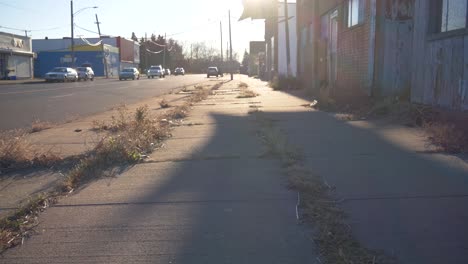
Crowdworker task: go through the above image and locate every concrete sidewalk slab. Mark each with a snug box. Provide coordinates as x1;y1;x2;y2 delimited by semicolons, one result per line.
0;170;63;218
1;77;317;263
241;77;468;264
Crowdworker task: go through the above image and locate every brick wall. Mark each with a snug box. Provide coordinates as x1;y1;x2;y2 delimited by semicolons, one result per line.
335;0;371;99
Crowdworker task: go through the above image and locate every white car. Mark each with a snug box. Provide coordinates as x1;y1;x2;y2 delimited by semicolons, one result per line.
164;68;171;76
174;67;185;76
207;67;220;78
44;67;78;82
76;67;95;81
119;67;140;81
147;65;165;78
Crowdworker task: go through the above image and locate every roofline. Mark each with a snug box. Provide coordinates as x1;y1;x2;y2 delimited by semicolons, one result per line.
0;31;31;39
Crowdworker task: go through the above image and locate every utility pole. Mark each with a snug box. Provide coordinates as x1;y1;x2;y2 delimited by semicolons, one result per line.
95;14;108;78
95;14;101;36
145;32;148;70
163;33;166;70
220;21;223;63
228;9;233;80
284;0;291;77
70;0;75;68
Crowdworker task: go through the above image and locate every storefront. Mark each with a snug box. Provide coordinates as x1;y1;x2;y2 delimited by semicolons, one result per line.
0;32;34;80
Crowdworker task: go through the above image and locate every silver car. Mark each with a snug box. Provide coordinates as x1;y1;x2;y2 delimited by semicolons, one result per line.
147;65;164;79
44;67;78;82
119;67;140;81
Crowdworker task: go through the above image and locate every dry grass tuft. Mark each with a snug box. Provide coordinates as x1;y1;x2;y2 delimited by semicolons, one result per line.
424;121;468;153
63;105;171;191
238;82;248;89
159;99;170;109
212;82;224;90
0;193;57;252
0;131;61;170
237;82;259;99
30;119;53;133
164;104;190;120
190;87;213;103
237;89;258;99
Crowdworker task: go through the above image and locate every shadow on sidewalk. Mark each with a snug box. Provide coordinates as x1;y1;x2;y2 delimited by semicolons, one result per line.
4;101;468;263
103;110;468;263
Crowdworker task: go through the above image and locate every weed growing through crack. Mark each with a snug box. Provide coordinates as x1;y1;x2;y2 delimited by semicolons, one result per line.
0;193;57;252
236;82;259;99
30;119;53;133
255;113;396;264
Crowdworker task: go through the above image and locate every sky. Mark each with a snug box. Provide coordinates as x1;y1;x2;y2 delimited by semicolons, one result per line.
0;0;266;59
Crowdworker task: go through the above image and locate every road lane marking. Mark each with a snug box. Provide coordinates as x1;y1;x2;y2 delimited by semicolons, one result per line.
50;93;74;99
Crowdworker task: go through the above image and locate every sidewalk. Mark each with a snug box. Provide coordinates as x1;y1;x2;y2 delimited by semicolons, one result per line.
246;78;468;264
3;75;467;263
1;77;316;263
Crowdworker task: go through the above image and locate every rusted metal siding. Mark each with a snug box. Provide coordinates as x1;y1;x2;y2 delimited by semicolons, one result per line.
411;0;468;110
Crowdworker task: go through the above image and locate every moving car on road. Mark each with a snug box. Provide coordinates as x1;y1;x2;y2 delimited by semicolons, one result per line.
174;67;185;76
147;65;165;79
119;67;140;81
44;67;78;82
207;67;220;78
164;68;171;76
76;67;95;81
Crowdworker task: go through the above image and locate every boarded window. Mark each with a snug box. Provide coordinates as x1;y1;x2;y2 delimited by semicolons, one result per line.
440;0;468;32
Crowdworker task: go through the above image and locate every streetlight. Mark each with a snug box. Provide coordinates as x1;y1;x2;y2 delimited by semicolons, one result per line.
70;0;98;67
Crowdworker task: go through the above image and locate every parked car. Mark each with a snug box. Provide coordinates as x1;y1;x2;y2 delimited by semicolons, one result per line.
164;68;171;76
174;67;185;76
44;67;78;82
207;67;219;78
119;67;140;81
147;65;165;78
76;67;94;81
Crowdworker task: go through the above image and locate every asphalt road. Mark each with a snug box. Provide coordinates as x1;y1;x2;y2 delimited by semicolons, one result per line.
0;75;217;131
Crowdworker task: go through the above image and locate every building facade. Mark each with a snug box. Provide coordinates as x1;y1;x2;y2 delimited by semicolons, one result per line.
33;37;140;78
278;2;298;77
0;32;34;80
297;0;468;110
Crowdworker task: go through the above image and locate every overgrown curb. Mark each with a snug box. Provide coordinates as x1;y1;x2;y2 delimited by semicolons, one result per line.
0;81;222;253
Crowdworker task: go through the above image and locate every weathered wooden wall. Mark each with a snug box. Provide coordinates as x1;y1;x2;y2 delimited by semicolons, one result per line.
411;0;468;110
375;0;414;97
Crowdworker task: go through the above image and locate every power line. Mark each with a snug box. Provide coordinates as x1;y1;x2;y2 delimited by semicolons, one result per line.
0;25;64;32
0;1;29;10
74;24;111;37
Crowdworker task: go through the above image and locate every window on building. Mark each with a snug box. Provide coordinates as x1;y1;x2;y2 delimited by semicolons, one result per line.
440;0;468;32
347;0;365;27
